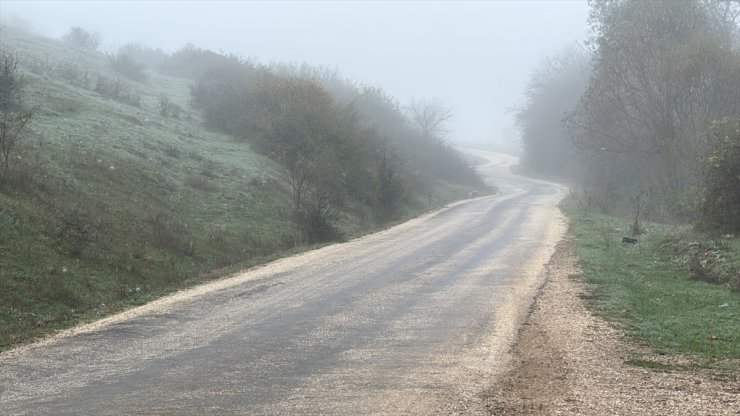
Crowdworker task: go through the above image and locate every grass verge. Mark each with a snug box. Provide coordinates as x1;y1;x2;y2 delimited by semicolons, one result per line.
561;197;739;370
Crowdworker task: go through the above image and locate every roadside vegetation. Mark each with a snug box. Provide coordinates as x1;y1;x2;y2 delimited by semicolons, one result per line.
517;0;739;371
563;197;739;366
0;25;487;350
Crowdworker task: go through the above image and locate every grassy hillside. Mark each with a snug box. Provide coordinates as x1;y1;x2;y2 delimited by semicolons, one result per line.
0;27;485;349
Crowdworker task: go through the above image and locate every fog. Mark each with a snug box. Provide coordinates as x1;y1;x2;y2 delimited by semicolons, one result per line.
1;0;589;149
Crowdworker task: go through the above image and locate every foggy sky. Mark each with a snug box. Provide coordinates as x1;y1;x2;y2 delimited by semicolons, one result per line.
0;0;590;148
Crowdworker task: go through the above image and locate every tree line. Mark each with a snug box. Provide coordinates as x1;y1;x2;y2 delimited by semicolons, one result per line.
517;0;740;233
145;45;481;243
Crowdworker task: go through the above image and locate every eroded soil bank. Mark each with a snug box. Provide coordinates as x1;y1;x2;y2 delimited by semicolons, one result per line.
485;240;740;416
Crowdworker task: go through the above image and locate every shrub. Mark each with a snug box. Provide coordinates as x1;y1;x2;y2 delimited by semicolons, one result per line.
108;52;146;83
0;53;26;110
94;75;141;107
0;110;33;180
0;53;33;182
293;190;342;245
118;43;168;70
698;117;740;234
161;44;246;80
62;27;100;52
158;95;183;119
54;62;93;88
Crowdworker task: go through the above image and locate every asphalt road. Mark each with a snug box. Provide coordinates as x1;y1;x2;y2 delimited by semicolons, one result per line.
0;150;566;415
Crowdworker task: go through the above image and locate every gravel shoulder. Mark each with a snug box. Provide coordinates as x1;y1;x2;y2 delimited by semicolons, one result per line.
486;238;740;415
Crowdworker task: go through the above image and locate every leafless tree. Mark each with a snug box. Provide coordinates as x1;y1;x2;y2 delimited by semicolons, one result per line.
406;99;453;140
516;44;590;177
566;0;740;218
0;54;33;179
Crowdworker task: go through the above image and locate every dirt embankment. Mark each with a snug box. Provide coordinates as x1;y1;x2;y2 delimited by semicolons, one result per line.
486;240;740;415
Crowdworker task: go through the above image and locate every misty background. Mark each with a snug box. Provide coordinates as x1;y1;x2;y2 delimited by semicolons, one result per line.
0;0;590;149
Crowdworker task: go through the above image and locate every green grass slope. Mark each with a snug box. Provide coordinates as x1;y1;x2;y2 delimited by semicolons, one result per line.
0;27;485;349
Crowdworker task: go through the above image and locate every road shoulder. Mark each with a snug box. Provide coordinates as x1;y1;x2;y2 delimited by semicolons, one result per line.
485;239;740;415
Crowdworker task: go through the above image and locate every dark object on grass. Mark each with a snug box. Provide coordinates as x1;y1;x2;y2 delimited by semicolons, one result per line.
622;237;638;245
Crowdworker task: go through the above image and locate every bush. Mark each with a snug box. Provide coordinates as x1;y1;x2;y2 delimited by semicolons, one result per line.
54;62;93;88
0;54;33;182
293;191;342;245
62;27;100;52
118;43;168;70
94;75;141;107
698;117;740;234
161;44;247;80
108;52;146;83
158;95;183;119
0;53;26;110
0;110;33;179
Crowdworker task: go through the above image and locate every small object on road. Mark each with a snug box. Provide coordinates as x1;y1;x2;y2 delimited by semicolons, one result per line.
622;237;638;245
718;303;729;308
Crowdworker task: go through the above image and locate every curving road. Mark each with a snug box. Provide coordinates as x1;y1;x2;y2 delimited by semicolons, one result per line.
0;150;566;415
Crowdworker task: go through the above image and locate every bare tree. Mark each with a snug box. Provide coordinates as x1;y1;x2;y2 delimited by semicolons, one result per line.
566;0;740;218
517;44;590;177
0;54;33;179
0;111;32;178
406;99;453;140
0;54;25;110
